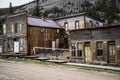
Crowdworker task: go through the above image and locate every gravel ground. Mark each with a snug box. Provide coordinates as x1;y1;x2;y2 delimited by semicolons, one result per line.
0;59;119;80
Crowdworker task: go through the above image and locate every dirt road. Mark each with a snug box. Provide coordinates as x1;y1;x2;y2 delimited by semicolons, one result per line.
0;59;119;80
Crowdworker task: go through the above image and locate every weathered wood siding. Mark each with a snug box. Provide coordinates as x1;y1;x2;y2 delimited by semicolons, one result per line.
3;13;28;54
55;15;103;30
69;26;120;66
27;26;65;54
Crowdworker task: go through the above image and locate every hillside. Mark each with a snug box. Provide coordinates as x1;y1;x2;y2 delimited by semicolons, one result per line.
0;0;120;24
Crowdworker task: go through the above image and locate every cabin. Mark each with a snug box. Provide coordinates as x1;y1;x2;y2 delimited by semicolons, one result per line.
69;25;120;66
2;12;67;55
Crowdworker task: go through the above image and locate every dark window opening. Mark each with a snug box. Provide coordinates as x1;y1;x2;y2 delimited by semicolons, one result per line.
97;42;103;56
72;43;76;57
77;42;82;57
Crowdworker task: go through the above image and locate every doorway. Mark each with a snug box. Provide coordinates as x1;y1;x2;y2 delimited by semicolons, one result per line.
84;42;91;63
108;41;116;64
14;38;19;53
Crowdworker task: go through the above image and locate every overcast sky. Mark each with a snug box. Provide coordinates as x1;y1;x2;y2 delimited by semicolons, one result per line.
0;0;34;8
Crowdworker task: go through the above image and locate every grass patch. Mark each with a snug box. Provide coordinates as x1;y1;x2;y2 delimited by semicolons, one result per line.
0;57;57;66
0;57;120;74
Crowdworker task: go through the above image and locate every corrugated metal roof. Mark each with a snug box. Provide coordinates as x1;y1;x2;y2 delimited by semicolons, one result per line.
27;17;62;29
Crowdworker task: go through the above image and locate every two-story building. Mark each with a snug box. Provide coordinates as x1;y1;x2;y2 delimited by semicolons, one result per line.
69;25;120;66
55;13;120;66
2;12;66;55
54;13;104;31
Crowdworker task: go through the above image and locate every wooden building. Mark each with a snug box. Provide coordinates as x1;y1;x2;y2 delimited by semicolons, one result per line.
69;25;120;66
55;13;120;66
2;12;66;54
54;12;104;31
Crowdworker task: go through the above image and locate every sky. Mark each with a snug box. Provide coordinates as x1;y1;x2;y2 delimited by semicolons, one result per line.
0;0;34;8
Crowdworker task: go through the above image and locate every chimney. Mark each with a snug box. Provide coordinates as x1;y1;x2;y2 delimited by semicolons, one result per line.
41;12;45;21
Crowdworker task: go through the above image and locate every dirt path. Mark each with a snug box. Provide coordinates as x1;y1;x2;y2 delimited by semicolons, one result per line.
0;59;119;80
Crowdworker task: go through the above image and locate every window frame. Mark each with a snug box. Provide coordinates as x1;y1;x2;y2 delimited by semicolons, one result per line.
96;22;99;27
108;41;116;56
64;22;68;31
10;22;14;34
77;42;82;57
71;42;76;57
75;20;79;30
3;24;6;35
8;37;14;51
96;41;103;57
89;20;93;28
19;37;25;51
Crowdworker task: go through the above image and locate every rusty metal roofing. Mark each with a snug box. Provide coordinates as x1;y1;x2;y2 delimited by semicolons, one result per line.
27;17;62;29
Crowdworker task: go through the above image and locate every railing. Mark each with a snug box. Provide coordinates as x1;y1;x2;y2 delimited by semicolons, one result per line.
32;47;69;59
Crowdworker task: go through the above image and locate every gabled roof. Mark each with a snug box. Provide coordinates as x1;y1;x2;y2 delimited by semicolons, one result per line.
54;12;104;22
27;16;63;29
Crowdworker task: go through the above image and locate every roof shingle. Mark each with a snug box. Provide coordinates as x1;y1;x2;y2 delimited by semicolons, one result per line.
27;17;62;29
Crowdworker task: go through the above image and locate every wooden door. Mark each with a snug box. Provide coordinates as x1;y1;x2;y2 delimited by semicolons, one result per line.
84;42;91;63
108;41;116;64
14;41;19;53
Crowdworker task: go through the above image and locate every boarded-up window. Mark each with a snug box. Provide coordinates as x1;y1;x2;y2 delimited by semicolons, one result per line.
96;42;103;56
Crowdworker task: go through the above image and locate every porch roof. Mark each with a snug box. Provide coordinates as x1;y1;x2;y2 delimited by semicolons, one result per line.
27;16;63;29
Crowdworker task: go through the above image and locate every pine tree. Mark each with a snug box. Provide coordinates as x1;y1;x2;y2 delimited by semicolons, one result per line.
32;0;40;17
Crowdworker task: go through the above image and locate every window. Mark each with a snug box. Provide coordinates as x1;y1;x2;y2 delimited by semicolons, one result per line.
64;22;68;31
10;23;14;33
72;43;76;57
96;22;99;27
96;42;103;56
108;41;116;56
19;37;25;51
57;29;60;33
89;21;93;28
75;21;79;30
17;22;23;33
3;24;6;34
8;38;13;51
14;23;17;33
40;28;45;33
77;42;82;57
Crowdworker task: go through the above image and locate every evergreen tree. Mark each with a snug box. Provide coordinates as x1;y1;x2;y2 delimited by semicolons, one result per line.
32;0;40;17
